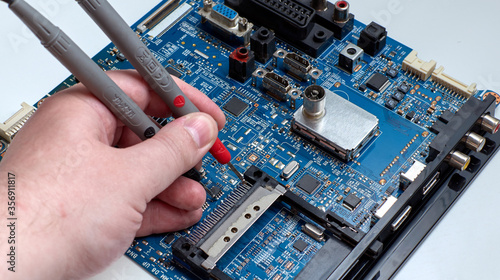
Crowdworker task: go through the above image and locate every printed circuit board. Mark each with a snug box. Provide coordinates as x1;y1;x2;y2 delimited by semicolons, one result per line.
1;0;499;279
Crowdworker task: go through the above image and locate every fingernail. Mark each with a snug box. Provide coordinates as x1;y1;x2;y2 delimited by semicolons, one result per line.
184;114;215;148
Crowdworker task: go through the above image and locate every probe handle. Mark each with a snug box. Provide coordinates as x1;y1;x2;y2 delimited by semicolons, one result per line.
76;0;199;117
9;0;159;140
77;0;232;164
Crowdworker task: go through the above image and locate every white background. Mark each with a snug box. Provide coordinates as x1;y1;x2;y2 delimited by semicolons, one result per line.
0;0;499;279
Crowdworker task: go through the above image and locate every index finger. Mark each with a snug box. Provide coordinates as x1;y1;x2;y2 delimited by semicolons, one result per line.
170;75;226;129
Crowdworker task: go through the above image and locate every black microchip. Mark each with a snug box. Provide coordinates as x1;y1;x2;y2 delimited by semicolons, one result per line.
296;174;321;194
166;66;183;78
406;111;416;120
385;99;398;110
397;83;410;94
392;92;405;102
293;239;308;252
386;68;399;78
343;193;361;211
366;72;389;92
164;234;175;244
359;84;367;92
385;186;395;195
210;186;222;198
223;97;249;117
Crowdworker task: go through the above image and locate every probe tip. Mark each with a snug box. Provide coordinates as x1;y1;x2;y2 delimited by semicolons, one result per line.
209;138;231;164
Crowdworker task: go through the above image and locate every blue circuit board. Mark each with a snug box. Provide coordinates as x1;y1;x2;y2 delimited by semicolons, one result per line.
1;0;498;279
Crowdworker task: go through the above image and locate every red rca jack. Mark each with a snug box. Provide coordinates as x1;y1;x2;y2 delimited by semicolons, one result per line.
334;1;350;22
480;114;500;134
229;47;255;82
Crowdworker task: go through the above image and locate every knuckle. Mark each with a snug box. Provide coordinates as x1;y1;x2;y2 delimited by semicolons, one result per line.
191;185;207;208
155;130;197;173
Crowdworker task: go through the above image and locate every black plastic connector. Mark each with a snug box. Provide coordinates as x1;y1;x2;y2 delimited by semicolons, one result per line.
172;238;231;280
228;47;255;82
427;96;497;162
357;21;387;56
357;95;500;280
438;109;455;124
226;0;314;39
280;191;368;247
312;0;355;40
225;0;333;57
250;27;276;63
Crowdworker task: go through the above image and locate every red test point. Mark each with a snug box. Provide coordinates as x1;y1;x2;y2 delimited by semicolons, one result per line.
209;138;231;164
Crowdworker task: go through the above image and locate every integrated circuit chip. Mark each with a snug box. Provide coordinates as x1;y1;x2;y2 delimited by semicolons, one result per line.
210;186;222;198
343;193;361;211
358;84;367;92
366;72;390;92
397;82;410;94
385;99;398;110
406;111;416;120
386;67;399;78
223;97;249;117
385;186;396;195
166;66;183;78
296;174;321;194
392;92;405;102
293;239;308;252
164;234;175;244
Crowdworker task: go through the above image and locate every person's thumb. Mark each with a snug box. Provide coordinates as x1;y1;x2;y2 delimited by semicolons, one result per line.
123;112;218;200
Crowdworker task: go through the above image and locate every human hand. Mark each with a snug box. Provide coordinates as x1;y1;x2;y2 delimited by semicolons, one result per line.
0;70;225;279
